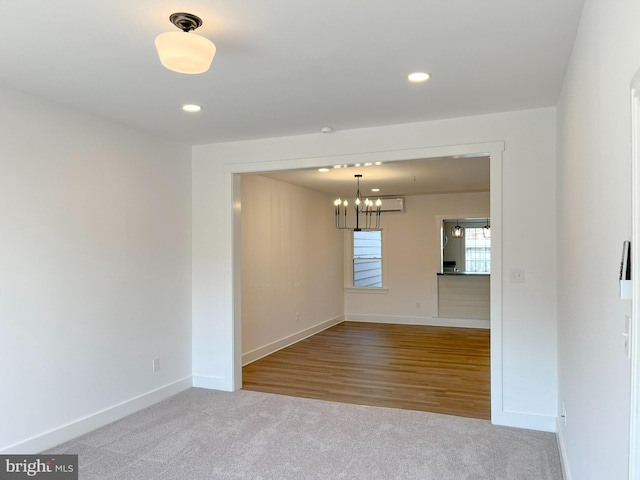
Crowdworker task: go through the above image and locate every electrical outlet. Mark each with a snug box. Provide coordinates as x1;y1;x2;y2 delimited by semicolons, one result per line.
561;402;567;426
152;357;160;372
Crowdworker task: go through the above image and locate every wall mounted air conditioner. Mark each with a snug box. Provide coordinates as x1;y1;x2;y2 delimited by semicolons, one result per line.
378;197;405;212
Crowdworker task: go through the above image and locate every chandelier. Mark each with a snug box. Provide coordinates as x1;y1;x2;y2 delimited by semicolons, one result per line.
334;175;382;231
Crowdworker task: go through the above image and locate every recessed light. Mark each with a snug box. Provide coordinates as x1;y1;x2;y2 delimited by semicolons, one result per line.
355;163;361;167
318;168;330;172
374;162;383;166
333;165;342;169
408;72;430;83
321;126;334;134
182;104;202;112
364;162;373;167
371;188;380;192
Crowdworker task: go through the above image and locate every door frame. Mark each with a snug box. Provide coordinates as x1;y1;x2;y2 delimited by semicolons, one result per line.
228;141;507;423
628;68;640;479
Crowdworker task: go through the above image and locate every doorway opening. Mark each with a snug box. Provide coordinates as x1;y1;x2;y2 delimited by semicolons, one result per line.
229;141;505;421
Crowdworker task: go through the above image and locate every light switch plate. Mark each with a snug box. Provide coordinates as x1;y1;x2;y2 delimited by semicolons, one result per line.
510;268;525;283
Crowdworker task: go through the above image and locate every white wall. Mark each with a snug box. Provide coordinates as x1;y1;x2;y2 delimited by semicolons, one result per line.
241;174;344;361
0;87;193;453
556;0;640;478
345;191;489;326
192;106;558;431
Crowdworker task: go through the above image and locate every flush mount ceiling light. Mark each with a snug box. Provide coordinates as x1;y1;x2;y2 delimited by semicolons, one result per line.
408;72;430;83
155;13;216;74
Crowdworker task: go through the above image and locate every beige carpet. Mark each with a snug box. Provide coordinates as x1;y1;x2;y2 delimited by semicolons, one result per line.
45;388;562;479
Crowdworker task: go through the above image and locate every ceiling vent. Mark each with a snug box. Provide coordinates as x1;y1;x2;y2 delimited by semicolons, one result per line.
378;197;405;213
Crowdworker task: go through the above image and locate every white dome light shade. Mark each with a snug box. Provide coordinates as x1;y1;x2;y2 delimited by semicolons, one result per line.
155;32;216;74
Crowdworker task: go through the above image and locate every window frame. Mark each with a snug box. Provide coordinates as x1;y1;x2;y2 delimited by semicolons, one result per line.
349;229;386;290
464;227;491;273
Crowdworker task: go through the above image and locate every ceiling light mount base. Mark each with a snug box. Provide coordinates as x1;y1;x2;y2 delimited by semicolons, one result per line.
169;13;203;32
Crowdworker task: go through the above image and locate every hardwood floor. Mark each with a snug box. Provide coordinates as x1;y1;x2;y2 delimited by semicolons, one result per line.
242;322;491;420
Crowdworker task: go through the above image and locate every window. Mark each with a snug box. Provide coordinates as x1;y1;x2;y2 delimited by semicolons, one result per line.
353;230;382;287
465;228;491;273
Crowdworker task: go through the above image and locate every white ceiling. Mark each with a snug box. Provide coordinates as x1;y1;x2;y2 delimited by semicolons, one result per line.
0;1;585;146
260;155;490;199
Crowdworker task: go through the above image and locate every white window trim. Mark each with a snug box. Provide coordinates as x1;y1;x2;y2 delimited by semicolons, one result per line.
345;286;389;294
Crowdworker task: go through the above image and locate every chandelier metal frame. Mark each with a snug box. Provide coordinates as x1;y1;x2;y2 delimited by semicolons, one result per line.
334;175;382;231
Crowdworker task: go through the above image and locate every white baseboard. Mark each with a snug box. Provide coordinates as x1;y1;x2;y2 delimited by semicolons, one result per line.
192;374;234;391
1;376;192;454
242;315;345;366
491;410;557;433
556;419;571;480
345;314;490;329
